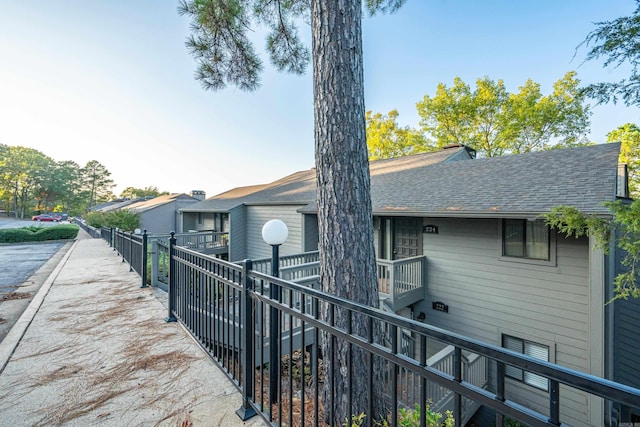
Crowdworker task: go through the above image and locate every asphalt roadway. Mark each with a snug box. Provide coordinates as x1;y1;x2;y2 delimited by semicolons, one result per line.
0;218;72;343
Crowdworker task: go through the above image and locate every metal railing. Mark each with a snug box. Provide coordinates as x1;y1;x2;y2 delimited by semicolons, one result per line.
73;219;102;238
100;226;113;244
157;235;640;427
255;252;426;311
112;229;147;286
252;251;320;274
148;231;225;290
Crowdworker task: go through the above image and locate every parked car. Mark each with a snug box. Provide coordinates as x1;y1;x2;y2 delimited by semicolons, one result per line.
32;214;57;222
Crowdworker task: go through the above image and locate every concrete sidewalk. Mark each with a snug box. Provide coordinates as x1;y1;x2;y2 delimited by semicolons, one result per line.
0;231;266;427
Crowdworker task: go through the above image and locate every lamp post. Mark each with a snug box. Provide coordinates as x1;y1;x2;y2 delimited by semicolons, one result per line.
262;219;288;404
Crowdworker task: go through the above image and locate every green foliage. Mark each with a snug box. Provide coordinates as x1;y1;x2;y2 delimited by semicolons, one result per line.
366;109;433;160
607;123;640;197
0;145;54;218
343;412;366;427
544;206;610;250
84;211;106;228
579;1;640;107
0;224;79;243
415;72;591;158
119;186;168;199
374;404;454;427
545;200;640;301
503;418;528;427
82;160;115;208
178;0;406;92
0;146;118;217
84;210;140;232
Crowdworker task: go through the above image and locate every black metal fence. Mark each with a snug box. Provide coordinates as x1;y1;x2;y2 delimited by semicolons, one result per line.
97;229;640;426
145;233;639;427
73;219;102;238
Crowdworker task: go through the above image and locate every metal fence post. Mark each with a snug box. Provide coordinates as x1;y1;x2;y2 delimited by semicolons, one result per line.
128;232;133;271
269;244;281;404
496;361;506;427
141;230;148;288
236;259;257;421
150;239;159;288
454;347;462;427
165;232;177;323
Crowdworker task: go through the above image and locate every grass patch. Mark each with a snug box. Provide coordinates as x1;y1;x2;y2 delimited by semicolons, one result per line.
0;224;79;243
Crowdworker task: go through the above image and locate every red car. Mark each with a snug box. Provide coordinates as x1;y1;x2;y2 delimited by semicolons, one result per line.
32;214;57;222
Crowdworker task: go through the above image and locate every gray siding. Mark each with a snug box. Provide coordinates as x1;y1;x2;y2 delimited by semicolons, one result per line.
229;205;247;262
415;217;597;426
139;203;177;234
613;239;640;390
245;205;305;260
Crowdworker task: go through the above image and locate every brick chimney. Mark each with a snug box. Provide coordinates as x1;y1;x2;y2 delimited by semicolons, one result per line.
190;190;206;201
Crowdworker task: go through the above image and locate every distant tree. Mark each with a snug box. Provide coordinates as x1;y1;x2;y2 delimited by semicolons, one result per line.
179;0;406;422
81;160;115;208
56;160;87;215
119;186;167;200
366;109;432;160
34;160;83;213
0;146;52;218
416;72;591;157
607;123;640;197
579;0;640;107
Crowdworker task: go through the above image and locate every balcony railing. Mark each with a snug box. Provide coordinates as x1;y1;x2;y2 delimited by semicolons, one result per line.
254;252;426;312
252;250;320;275
377;255;426;311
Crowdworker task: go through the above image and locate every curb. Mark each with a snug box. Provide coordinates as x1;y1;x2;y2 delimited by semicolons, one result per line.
0;239;79;375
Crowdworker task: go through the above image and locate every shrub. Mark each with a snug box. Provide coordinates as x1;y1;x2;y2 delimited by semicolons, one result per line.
0;225;79;243
375;404;454;427
84;210;140;232
85;211;107;228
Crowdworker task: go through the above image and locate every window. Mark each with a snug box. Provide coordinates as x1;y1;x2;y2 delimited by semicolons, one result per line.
502;335;549;391
503;219;549;260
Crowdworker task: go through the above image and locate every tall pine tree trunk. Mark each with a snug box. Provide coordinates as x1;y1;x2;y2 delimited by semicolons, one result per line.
311;0;383;423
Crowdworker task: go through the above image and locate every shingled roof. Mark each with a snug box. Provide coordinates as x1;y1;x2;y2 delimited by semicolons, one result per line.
127;193;197;213
300;143;622;217
182;144;621;217
181;145;473;212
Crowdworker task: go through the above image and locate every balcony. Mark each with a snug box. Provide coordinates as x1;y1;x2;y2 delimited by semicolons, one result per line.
182;231;229;256
252;251;426;312
377;255;426;311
